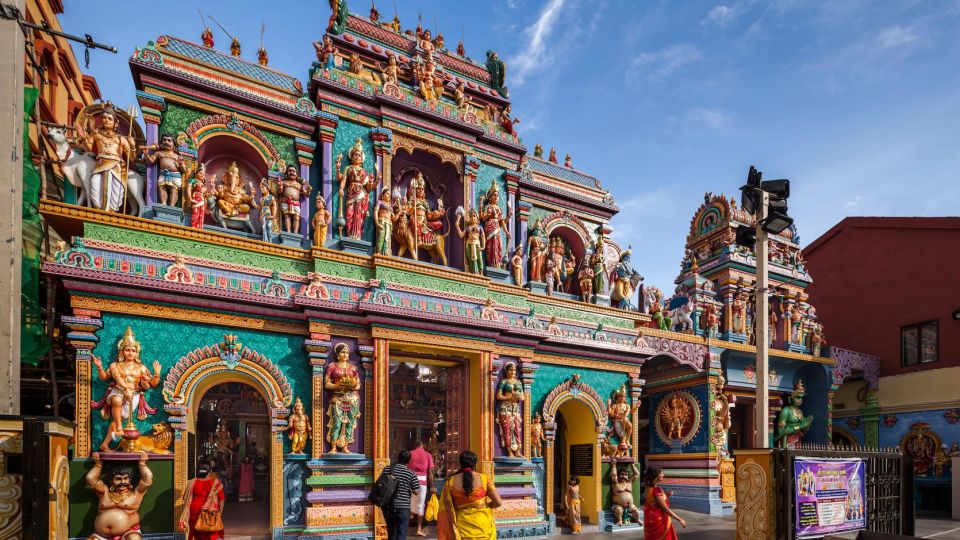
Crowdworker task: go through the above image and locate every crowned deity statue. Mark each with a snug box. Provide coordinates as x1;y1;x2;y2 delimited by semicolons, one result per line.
456;208;485;274
201;26;214;48
336;138;379;240
380;53;401;86
590;236;608;297
510;246;524;286
278;165;312;235
527;218;547;282
314;35;337;70
611;247;640;309
496;362;524;457
577;262;594;303
776;380;813;448
80;105;136;213
408;172;447;248
790;305;804;344
287;397;312;455
711;375;732;449
91;327;161;452
213;161;256;218
312;197;332;248
530;413;546;458
259;178;279;242
325;343;361;453
480;183;510;269
374;188;394;255
607;385;634;450
188;165;207;229
143;133;184;207
416;54;444;102
731;292;748;334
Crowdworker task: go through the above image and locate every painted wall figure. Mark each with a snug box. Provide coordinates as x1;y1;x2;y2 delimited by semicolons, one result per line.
776;380;813;448
288;397;312;455
456;207;485;274
278;165;311;234
481;182;509;269
610;463;641;525
607;385;634;452
85;452;154;540
79;105;137;214
374;188;394;255
142;133;184;207
337;138;378;240
312;197;332;247
496;362;524;457
325;343;361;454
90;327;161;452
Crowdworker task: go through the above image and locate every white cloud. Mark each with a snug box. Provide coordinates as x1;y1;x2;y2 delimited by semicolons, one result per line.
702;5;735;26
626;44;702;84
876;25;917;49
511;0;567;85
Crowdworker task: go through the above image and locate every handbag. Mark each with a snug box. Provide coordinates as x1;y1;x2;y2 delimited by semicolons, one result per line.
193;479;224;533
424;493;439;522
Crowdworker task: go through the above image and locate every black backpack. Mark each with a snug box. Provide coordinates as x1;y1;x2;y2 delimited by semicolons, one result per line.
369;466;399;509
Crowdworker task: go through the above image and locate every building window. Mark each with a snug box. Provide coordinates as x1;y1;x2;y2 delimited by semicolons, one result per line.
901;320;938;366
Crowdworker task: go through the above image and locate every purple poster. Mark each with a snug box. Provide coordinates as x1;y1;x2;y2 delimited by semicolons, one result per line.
794;458;867;538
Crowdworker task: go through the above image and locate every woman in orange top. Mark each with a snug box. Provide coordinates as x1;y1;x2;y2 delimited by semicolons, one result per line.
643;466;686;540
437;451;503;540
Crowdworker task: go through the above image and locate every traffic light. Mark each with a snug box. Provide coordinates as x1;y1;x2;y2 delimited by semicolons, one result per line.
735;224;756;249
740;166;761;215
760;178;792;234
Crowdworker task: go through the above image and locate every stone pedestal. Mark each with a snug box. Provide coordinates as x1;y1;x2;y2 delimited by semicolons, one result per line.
279;231;304;248
528;281;547;295
592;294;611;307
151;204;185;226
305;455;374;535
485;266;511;284
337;237;372;255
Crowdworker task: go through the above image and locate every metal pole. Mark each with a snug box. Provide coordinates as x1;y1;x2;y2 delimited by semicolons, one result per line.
753;191;770;448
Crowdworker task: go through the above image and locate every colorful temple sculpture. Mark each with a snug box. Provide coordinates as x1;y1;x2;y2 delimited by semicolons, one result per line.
28;2;878;539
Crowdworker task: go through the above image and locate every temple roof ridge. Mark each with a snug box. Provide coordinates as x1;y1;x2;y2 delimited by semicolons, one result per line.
151;34;304;96
526;153;604;192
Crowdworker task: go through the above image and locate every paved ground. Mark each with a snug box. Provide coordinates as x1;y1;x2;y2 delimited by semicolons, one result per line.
222;508;960;540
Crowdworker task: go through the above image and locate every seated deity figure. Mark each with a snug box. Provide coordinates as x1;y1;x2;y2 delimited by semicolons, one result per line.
214;162;256;218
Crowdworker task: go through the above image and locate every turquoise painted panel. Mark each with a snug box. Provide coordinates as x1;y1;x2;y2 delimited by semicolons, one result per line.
530;363;631;416
88;312;309;451
331;120;376;242
475;162;506;211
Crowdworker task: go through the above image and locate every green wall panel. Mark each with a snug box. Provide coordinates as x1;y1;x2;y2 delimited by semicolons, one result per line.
88;313;310;452
530;363;631;416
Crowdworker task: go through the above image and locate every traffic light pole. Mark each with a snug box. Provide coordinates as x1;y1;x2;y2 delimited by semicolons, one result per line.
753;191;770;449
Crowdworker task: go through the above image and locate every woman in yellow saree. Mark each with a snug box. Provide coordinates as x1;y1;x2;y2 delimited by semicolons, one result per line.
437;451;503;540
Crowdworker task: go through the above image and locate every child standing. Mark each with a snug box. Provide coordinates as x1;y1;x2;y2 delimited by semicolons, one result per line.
564;476;584;534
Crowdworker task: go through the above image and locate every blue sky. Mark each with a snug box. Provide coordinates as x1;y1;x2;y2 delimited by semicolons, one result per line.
60;1;960;291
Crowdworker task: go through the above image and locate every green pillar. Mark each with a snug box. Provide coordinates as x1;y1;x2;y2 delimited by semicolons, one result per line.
862;394;880;447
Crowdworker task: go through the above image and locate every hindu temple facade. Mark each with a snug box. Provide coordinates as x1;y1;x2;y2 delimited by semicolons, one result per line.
32;3;878;540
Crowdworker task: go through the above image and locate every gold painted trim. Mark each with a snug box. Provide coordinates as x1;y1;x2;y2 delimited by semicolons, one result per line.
533;353;638;373
373;254;489;286
308;322;371;339
40;201;311;261
372;327;493;352
71;296;308;336
316;246;372;267
391;355;460;368
392;132;465;176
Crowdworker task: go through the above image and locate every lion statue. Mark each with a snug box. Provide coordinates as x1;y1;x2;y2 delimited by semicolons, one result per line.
119;422;175;454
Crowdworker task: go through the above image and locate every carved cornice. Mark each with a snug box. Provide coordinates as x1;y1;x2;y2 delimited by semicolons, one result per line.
392;131;464;175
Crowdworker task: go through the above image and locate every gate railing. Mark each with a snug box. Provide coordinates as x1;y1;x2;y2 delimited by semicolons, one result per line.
770;443;914;538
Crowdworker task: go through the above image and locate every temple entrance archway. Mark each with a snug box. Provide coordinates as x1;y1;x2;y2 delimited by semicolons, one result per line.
194;382;271;535
541;376;605;527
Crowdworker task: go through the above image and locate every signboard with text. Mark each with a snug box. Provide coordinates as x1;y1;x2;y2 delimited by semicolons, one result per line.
794;457;867;538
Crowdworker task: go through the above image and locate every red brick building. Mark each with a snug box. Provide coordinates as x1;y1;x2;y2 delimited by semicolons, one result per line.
804;217;960;512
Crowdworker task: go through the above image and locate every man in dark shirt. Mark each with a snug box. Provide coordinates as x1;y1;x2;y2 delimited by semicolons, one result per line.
383;449;420;540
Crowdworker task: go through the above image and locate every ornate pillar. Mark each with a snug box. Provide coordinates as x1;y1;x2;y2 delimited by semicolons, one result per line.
465;155;481;208
542;417;557;516
295;137;317;245
270;405;291;530
520;359;537;458
504;172;520;252
318;112;339;213
136;91;165;208
629;374;645;453
481;351;495;477
305;337;331;458
517;201;532;279
358;343;375;456
372;338;390;539
62;309;103;459
370;127;393;191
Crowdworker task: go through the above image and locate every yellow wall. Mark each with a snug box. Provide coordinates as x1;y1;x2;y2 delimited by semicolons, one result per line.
834;366;960;415
558;400;600;523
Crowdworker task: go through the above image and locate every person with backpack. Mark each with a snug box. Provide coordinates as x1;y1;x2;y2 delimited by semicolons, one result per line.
371;450;420;540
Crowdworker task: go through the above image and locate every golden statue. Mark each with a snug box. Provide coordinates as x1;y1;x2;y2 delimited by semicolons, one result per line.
91;327;161;452
607;384;634;449
661;392;691;440
214;162;255;218
288;397;312;454
80;105;136;213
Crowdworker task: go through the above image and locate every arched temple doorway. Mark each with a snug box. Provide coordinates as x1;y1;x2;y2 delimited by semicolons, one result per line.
164;341;291;533
542;377;605;527
193;382;271;535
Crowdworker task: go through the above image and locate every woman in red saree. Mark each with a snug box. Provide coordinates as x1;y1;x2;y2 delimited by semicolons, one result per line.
239;456;255;502
179;464;225;540
643;466;686;540
437;451;502;540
